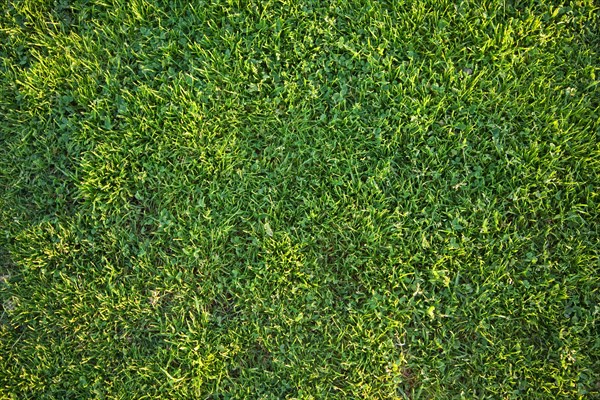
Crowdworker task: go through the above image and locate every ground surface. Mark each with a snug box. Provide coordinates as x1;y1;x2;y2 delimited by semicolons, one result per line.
1;1;599;398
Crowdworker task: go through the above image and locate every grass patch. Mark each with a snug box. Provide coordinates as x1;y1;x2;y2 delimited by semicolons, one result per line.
1;0;599;398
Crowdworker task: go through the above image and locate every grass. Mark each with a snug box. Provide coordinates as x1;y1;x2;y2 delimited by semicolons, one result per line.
0;0;599;398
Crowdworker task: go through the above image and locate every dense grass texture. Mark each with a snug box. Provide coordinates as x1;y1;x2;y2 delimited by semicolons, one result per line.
1;0;599;398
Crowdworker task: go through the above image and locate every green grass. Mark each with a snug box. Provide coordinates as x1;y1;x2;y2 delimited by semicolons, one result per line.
1;0;599;398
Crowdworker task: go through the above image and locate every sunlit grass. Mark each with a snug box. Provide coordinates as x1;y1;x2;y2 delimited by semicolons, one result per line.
1;1;599;398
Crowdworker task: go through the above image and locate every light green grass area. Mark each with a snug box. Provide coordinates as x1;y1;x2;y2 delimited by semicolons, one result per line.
1;0;599;398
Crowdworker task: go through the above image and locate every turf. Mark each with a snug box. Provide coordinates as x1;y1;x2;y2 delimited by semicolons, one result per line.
1;0;599;398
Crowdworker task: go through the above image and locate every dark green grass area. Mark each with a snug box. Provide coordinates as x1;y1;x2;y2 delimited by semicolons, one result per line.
1;0;599;398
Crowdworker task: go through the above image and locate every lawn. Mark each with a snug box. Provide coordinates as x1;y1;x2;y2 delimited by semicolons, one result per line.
1;0;599;398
